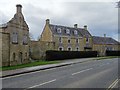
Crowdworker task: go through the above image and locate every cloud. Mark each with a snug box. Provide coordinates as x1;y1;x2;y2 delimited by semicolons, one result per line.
0;0;118;41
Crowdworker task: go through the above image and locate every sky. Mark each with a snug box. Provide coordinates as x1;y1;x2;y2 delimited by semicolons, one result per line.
0;0;119;41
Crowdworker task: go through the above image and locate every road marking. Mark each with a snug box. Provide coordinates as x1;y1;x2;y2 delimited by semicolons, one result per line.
26;79;56;89
107;79;119;90
72;68;93;75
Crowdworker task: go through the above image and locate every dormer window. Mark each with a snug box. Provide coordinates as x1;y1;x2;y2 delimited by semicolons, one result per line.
66;29;70;34
57;28;61;33
12;32;18;44
74;30;78;35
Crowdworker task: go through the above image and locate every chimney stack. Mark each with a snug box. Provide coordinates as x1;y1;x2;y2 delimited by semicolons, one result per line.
104;34;106;37
84;25;87;30
74;24;78;28
16;4;22;13
46;19;50;24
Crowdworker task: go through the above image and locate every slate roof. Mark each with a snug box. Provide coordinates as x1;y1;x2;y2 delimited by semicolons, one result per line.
49;24;91;37
93;36;119;45
0;23;7;28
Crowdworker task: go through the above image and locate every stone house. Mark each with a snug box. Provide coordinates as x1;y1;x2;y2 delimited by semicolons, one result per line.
40;19;93;51
0;4;30;66
30;19;93;60
92;36;120;56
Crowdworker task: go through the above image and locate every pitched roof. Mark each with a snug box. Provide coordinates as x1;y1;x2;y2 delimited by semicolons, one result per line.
0;23;7;28
49;24;91;37
93;36;119;45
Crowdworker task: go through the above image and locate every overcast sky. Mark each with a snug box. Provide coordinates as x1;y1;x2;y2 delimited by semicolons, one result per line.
0;0;119;41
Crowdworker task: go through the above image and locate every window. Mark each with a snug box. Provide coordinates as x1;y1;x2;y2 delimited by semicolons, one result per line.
59;37;62;43
58;47;64;51
76;47;79;51
68;39;71;43
67;47;72;51
74;30;78;35
86;38;89;43
76;39;79;43
12;32;18;44
66;29;70;34
23;34;28;45
57;28;61;33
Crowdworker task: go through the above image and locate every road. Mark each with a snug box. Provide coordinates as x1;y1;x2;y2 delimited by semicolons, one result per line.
2;58;119;89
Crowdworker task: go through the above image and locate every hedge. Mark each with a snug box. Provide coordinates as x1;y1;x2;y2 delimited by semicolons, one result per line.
106;50;120;56
46;50;98;61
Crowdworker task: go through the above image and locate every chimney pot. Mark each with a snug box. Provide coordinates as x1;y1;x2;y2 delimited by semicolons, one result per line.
84;25;87;30
16;4;22;13
46;19;50;24
74;24;78;28
104;34;106;37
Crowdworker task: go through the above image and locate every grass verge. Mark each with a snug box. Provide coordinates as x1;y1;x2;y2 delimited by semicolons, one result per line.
1;61;61;71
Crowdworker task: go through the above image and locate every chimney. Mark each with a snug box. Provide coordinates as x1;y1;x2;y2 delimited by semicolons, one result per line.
104;34;106;37
16;4;22;13
46;19;50;24
74;24;78;28
84;25;87;30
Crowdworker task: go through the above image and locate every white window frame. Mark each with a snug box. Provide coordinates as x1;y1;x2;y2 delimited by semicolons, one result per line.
74;30;78;35
58;46;64;51
66;29;70;34
67;47;72;51
57;28;61;33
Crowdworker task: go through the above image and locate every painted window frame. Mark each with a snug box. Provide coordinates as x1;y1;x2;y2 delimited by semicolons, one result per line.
58;46;64;51
57;28;62;33
74;30;78;35
66;29;70;34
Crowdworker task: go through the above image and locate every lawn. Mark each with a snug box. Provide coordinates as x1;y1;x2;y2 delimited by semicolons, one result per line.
1;60;61;71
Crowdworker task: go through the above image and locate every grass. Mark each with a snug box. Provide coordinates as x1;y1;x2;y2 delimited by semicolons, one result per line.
94;56;119;60
1;60;61;71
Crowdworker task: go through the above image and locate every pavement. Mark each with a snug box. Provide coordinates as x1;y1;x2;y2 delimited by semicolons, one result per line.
2;58;119;89
1;57;95;78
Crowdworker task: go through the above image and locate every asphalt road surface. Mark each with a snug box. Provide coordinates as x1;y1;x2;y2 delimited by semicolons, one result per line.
2;58;119;89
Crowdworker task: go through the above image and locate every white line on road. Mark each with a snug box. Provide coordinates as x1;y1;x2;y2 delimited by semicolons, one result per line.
26;79;56;89
107;79;119;90
72;68;93;75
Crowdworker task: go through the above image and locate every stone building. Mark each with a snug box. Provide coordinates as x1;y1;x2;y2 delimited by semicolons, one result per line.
40;19;93;51
0;4;30;66
30;19;93;60
92;36;120;56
